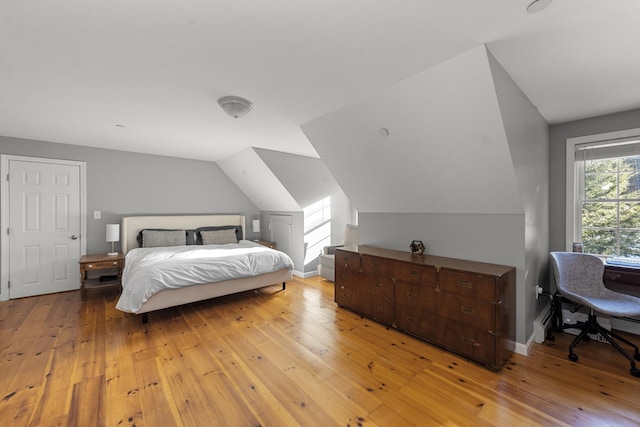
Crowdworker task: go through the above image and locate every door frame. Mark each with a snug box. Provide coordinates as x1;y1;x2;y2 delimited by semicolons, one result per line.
0;154;87;301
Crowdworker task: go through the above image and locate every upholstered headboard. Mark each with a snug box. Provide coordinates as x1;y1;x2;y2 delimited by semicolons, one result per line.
121;215;246;254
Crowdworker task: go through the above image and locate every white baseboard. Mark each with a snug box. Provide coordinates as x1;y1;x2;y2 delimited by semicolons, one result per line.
515;334;535;356
293;270;318;278
611;317;640;335
532;304;554;344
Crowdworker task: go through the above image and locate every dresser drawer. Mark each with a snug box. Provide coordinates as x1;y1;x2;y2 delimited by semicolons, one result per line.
335;282;365;313
363;296;395;325
439;269;497;302
395;282;439;312
336;250;362;273
364;273;394;300
395;305;438;338
394;263;437;287
438;293;497;332
362;255;395;278
433;319;500;370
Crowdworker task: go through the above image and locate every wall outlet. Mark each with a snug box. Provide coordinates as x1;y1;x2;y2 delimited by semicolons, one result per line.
93;211;101;220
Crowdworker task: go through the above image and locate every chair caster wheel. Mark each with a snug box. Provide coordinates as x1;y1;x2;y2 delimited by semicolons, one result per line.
546;334;555;342
631;368;640;378
568;353;579;362
634;353;640;362
582;335;591;342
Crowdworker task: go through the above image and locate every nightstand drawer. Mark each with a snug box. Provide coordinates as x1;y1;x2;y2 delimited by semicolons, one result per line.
85;260;121;270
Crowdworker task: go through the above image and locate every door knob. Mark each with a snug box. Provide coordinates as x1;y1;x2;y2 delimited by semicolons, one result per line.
71;235;78;240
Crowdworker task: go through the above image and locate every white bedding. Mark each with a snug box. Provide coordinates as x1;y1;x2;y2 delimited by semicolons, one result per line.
115;240;294;313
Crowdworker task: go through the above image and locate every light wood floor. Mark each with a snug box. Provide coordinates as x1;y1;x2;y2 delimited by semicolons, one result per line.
1;276;640;426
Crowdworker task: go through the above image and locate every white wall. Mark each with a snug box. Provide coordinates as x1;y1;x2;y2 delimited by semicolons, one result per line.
302;45;550;346
302;45;523;215
255;148;354;261
217;148;300;212
218;147;353;274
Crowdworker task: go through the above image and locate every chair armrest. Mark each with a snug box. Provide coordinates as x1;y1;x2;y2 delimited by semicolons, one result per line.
322;244;344;255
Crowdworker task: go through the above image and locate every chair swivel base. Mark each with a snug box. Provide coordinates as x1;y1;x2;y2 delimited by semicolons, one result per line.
548;312;640;378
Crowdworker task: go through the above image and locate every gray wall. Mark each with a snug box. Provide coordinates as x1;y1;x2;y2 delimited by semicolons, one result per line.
0;135;259;254
549;108;640;254
488;51;550;344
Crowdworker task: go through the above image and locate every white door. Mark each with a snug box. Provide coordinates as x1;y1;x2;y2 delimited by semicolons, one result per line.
6;158;82;298
269;214;292;257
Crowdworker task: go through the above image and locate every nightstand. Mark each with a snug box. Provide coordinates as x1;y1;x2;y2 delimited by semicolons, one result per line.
256;240;277;249
79;253;125;296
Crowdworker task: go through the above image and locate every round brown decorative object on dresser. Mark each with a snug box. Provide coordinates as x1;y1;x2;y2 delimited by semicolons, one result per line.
410;240;425;255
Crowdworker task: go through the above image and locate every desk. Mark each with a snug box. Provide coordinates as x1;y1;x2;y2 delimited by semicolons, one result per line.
604;264;640;298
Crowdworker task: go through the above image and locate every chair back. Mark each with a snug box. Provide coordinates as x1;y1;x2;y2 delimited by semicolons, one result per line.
550;251;606;301
343;224;359;247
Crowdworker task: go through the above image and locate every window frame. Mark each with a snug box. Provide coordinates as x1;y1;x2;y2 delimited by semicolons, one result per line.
566;127;640;253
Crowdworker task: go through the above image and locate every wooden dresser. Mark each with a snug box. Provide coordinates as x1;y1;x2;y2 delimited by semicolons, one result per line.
335;245;516;371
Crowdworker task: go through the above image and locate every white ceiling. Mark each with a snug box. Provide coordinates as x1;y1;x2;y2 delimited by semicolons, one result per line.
1;1;639;162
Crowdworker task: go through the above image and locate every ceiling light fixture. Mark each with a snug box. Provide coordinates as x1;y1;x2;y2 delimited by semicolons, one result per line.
217;95;254;118
526;0;552;13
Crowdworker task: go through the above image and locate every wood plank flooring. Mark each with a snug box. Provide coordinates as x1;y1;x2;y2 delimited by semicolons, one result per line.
1;276;640;426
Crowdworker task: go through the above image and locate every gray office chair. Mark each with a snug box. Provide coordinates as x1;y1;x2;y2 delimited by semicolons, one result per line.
548;251;640;377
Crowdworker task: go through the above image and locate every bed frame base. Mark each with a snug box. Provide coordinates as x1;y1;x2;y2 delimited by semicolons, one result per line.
139;281;288;324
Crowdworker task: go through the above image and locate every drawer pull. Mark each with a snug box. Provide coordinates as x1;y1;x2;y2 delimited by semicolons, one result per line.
461;306;476;315
407;316;416;323
375;282;383;288
88;264;92;268
406;291;417;298
457;280;473;289
410;270;418;276
462;336;480;348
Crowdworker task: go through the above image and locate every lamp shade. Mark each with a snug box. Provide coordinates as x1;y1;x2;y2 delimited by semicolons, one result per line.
106;224;120;243
252;220;261;233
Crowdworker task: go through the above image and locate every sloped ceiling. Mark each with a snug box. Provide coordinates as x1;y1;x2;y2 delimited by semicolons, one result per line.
254;148;342;210
302;45;522;215
217;148;300;212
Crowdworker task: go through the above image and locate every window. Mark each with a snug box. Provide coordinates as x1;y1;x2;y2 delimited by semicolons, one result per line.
567;129;640;257
303;197;331;265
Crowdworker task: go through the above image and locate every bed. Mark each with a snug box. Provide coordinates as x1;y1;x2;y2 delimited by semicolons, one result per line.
114;214;294;322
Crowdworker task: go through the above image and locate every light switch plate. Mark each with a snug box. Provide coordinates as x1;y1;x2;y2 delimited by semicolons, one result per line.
93;211;101;220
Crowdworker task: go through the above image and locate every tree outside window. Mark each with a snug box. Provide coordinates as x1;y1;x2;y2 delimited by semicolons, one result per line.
581;156;640;256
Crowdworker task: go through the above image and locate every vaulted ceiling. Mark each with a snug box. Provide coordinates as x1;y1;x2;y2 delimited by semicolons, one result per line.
1;1;639;162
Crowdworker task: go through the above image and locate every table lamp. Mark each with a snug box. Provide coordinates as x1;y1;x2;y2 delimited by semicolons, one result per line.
252;219;260;241
106;223;120;256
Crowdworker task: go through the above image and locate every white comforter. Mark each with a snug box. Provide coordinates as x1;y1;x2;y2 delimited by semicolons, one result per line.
115;240;294;313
